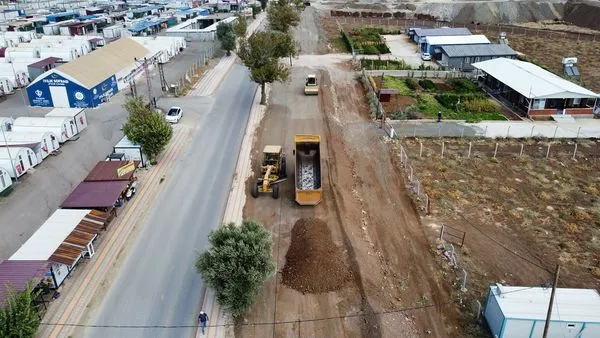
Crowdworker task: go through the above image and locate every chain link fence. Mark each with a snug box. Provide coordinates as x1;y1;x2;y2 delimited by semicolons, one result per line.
398;144;429;214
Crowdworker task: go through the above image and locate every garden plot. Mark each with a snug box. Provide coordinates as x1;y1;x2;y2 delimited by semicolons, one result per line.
372;76;506;122
393;138;600;333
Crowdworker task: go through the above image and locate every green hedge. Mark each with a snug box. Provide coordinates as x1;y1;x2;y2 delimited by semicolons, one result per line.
340;30;353;53
418;79;437;91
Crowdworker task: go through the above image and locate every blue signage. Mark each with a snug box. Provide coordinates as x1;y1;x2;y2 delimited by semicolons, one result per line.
27;72;119;108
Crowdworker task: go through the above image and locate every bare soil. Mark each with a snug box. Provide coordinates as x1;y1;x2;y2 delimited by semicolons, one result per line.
394;138;600;333
282;217;353;293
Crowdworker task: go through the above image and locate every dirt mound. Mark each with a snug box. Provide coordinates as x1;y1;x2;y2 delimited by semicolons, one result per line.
564;0;600;31
282;218;352;293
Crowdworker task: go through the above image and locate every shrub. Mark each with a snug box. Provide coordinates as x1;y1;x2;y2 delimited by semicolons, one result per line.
435;93;460;109
340;30;353;53
418;79;437;91
404;78;418;90
463;99;498;113
447;78;479;93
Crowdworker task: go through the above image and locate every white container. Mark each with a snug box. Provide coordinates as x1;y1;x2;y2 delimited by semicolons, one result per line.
0;77;14;94
0;147;39;170
2;131;60;159
12;116;76;142
0;166;12;193
113;135;148;167
45;108;87;134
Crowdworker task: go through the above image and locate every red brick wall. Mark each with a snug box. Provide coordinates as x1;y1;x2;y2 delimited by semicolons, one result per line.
529;108;593;116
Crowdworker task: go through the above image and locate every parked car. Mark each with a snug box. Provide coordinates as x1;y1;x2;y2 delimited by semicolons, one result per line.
165;107;183;123
421;52;432;61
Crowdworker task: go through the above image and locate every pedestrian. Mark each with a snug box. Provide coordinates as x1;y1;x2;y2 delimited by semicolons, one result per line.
198;311;209;335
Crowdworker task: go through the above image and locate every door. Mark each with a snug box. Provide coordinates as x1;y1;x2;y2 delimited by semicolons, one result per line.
49;86;70;107
27;151;33;167
69;120;75;135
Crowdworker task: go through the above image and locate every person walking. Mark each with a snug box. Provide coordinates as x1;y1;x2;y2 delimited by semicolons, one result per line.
198;311;209;335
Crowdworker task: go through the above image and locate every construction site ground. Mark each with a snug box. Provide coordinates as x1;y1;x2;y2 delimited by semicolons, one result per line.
237;10;459;337
396;138;600;332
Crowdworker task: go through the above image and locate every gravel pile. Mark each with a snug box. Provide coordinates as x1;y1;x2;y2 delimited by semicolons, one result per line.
282;218;352;293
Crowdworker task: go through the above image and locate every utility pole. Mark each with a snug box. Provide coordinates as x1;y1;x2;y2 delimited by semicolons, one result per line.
542;265;560;338
134;57;154;107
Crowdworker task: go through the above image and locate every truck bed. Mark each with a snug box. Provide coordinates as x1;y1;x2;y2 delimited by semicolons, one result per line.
296;149;321;190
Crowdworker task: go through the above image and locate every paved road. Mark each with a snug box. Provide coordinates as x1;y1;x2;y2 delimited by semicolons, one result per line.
0;40;215;261
82;64;256;338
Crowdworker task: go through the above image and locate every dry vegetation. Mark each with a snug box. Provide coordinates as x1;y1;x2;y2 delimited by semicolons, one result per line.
394;139;600;295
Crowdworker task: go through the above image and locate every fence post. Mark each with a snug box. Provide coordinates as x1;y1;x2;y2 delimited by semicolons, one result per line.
546;143;551;159
416;180;420;195
410;166;413;181
493;143;499;159
530;125;535;138
461;269;468;292
519;144;524;157
441;141;445;158
440;225;445;240
467;142;472;158
572;143;578;160
576;126;581;139
419;142;423;157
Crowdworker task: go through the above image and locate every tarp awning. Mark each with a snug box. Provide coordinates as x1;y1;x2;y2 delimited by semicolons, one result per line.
84;161;139;182
0;260;49;306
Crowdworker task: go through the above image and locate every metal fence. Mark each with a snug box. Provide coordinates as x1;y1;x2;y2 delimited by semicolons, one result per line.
330;14;600;42
364;69;473;79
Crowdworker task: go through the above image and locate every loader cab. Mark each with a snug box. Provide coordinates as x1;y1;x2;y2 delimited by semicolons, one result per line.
305;74;317;86
263;145;282;166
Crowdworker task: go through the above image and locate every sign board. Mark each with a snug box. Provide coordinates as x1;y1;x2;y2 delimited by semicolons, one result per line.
117;161;136;177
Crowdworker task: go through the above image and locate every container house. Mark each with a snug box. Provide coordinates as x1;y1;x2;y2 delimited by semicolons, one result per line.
45;107;87;134
113;135;148;167
0;166;12;195
12;116;77;142
438;44;517;71
484;284;600;338
2;131;60;158
0;146;38;170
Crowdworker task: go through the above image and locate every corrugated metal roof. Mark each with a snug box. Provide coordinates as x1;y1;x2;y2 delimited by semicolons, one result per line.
440;43;516;57
489;285;600;322
52;37;149;88
84;161;139;182
9;209;91;261
60;181;129;209
413;27;471;37
28;57;62;69
0;260;49;306
473;58;600;99
425;34;490;46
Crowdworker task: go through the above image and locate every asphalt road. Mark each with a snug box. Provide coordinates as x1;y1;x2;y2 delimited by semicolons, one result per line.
83;64;257;338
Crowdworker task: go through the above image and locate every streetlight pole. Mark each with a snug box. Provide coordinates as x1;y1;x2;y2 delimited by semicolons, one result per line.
0;127;18;183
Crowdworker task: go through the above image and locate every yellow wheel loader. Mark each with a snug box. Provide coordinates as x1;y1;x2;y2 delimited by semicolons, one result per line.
251;145;287;199
304;74;319;95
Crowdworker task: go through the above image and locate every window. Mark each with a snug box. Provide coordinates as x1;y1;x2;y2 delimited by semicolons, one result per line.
573;98;581;106
474;57;481;62
464;57;471;64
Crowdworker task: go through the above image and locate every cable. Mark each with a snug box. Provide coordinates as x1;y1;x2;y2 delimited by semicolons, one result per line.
39;301;452;329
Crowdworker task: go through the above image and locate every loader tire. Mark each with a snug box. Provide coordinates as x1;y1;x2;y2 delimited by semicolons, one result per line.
272;184;279;199
251;184;258;198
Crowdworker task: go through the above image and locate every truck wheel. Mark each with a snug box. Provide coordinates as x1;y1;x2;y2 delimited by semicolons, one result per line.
280;157;287;178
251;184;258;198
272;184;279;199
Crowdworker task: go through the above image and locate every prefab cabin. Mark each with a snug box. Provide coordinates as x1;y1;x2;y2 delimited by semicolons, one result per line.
0;146;38;170
45;107;87;134
12;116;76;142
2;131;60;158
0;167;12;195
113;135;148;167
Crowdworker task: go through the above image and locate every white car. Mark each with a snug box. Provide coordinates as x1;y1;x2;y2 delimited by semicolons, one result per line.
165;107;182;123
421;52;432;61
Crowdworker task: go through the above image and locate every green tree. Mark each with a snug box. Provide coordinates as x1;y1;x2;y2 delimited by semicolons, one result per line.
272;31;298;66
267;0;300;34
122;96;173;162
292;0;305;11
216;22;236;56
0;281;42;337
195;221;275;319
259;0;268;10
238;32;290;105
234;14;248;39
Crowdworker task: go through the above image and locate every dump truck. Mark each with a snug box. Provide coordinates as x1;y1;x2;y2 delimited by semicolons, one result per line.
293;134;322;205
304;74;318;95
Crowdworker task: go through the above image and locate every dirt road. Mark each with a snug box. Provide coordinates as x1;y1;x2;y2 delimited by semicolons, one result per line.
239;62;456;338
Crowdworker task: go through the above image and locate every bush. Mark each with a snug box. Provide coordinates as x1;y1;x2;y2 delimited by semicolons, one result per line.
463;98;498;113
340;30;353;53
391;105;422;120
404;78;418;90
418;79;437;91
447;78;479;93
435;93;460;109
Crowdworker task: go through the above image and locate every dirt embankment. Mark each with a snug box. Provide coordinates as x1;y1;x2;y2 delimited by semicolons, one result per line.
563;0;600;30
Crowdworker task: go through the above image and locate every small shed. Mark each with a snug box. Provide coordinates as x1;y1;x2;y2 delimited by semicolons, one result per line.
1;131;60;159
439;44;517;71
0;166;12;195
84;161;139;182
45;107;87;134
60;180;130;212
113;135;148;167
9;209;100;288
27;56;62;81
0;260;50;306
484;284;600;338
12;116;77;142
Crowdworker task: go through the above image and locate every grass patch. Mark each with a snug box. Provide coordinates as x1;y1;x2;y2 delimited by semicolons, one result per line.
382;76;412;95
347;27;390;55
361;58;412;70
415;94;505;122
